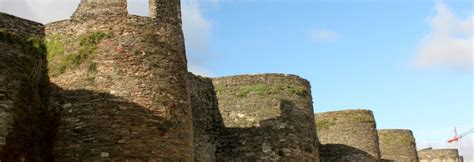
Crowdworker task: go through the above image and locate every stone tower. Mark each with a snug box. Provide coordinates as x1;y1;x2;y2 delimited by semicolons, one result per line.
212;74;320;161
72;0;128;19
149;0;182;26
418;148;462;162
315;109;381;162
378;129;419;161
45;0;192;160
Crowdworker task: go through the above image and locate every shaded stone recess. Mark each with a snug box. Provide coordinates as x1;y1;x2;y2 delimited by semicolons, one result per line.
378;129;418;162
187;73;224;162
0;13;56;161
45;0;192;160
418;148;462;162
315;109;381;162
213;74;320;161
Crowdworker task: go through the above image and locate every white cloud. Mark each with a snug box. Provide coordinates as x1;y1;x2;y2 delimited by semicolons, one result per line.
413;2;473;71
310;28;339;42
182;0;214;76
0;0;215;76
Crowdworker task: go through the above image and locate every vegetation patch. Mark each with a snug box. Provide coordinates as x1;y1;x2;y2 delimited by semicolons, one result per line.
0;30;46;59
235;84;269;97
352;115;374;123
316;119;336;131
275;83;308;96
47;31;112;76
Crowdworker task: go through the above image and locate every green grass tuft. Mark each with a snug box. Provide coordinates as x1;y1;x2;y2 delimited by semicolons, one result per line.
235;84;269;97
316;119;336;131
47;31;112;76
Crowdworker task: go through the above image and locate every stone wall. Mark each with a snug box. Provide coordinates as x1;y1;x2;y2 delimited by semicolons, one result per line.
315;109;381;162
45;0;193;160
149;0;182;26
72;0;128;20
378;129;418;162
418;148;462;162
213;74;320;161
187;73;224;162
0;13;55;161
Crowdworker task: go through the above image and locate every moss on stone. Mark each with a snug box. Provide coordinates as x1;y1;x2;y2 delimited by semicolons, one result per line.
380;133;412;146
352;115;374;123
316;119;336;131
235;84;269;97
0;30;46;70
47;31;112;76
45;34;65;63
215;84;270;97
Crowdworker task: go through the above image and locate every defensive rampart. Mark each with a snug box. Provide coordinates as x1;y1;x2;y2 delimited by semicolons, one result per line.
213;74;320;161
378;129;418;161
315;109;381;162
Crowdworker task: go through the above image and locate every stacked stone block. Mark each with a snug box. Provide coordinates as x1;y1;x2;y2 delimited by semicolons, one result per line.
378;129;418;161
315;109;381;162
213;74;320;161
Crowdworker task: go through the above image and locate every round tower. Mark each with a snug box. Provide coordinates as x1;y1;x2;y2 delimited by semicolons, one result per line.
315;109;381;162
418;148;462;162
212;74;320;161
45;0;192;160
378;129;418;161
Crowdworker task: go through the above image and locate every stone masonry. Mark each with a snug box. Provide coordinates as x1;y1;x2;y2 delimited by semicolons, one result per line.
418;148;462;162
187;73;223;162
315;109;381;162
0;13;55;161
213;74;320;161
45;0;192;160
0;0;444;161
378;129;419;161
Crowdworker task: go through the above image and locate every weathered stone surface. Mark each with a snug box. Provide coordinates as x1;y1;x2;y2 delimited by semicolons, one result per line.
418;148;462;162
378;129;418;162
46;0;193;160
187;73;223;162
315;109;381;162
213;74;320;161
149;0;182;26
0;13;56;161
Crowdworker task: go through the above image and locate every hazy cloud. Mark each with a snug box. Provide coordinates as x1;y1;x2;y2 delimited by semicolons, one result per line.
413;2;473;71
0;0;215;76
416;127;473;161
182;0;214;76
310;28;339;42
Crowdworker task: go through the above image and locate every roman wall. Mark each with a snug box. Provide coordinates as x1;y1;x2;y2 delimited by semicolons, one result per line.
45;0;193;160
187;73;223;162
0;13;55;161
213;74;320;161
378;129;418;161
418;148;462;162
315;109;381;162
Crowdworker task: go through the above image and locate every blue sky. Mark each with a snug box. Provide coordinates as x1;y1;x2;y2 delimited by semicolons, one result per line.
0;0;472;159
191;0;473;158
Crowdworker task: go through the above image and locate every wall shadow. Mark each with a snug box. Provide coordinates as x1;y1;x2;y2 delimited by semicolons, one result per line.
214;100;317;161
49;84;187;161
319;144;378;162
